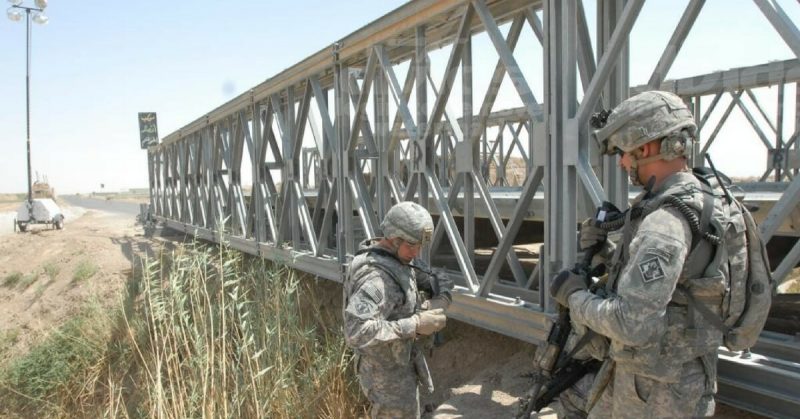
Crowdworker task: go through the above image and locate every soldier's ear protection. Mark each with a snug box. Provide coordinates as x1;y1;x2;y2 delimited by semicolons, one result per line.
420;227;433;245
659;129;692;160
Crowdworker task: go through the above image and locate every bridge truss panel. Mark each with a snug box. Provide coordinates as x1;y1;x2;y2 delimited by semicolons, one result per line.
147;1;800;415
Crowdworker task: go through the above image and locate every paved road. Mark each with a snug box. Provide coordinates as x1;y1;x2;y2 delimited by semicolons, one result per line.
61;195;142;216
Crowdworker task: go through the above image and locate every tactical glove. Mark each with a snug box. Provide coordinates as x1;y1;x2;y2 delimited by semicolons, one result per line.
420;295;451;311
579;217;607;250
549;269;588;307
414;308;446;336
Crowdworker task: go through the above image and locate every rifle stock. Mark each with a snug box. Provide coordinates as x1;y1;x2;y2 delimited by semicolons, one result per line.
517;306;572;418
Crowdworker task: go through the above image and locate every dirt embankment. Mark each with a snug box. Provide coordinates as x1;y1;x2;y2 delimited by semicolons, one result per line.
0;205;768;418
0;205;152;363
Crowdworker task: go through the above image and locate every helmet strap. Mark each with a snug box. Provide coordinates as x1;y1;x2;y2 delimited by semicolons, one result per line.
643;175;657;198
632;153;664;166
626;153;651;186
626;132;691;185
627;148;691;185
628;159;643;186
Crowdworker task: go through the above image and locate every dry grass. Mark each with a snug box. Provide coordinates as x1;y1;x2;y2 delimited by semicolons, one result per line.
0;239;365;418
0;194;26;204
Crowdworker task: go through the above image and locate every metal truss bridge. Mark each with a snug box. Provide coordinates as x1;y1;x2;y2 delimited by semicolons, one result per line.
145;1;800;417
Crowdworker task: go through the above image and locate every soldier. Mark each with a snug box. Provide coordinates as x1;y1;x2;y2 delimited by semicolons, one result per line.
548;91;748;418
343;201;453;418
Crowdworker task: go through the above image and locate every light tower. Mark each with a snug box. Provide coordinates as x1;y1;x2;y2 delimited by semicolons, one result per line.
7;0;49;211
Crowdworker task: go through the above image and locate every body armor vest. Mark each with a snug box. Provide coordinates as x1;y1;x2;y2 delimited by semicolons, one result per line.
343;241;417;359
606;171;747;381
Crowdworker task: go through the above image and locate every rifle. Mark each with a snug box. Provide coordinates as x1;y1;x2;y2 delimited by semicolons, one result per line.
427;269;446;347
412;340;435;393
409;263;447;392
516;202;621;418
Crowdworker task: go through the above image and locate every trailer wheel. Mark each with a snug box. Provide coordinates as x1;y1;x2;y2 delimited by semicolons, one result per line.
55;219;64;230
17;222;27;232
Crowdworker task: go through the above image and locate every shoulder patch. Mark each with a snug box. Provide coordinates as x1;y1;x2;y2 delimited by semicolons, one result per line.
638;257;665;283
644;247;673;263
361;283;384;304
354;298;377;316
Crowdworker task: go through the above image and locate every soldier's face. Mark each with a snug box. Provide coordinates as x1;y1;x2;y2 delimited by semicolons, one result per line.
618;149;644;185
618;150;633;171
396;240;422;263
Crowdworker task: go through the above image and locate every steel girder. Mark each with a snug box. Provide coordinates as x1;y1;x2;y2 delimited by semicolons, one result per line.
147;1;800;415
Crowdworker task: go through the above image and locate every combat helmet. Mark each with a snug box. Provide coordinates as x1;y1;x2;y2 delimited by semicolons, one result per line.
381;201;433;245
593;90;697;162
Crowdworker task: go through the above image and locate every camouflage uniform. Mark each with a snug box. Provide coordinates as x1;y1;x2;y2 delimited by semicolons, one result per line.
553;92;747;418
343;239;439;419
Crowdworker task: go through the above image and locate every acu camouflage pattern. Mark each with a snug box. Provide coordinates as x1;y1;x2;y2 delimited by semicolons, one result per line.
380;201;434;245
561;171;746;418
594;91;697;155
552;358;711;419
343;239;429;419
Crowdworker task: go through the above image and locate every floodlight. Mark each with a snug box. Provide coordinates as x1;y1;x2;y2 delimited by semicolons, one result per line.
7;7;22;21
33;0;45;9
32;11;47;24
8;0;23;6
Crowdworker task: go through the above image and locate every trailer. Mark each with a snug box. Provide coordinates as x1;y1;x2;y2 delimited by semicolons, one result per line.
14;198;65;232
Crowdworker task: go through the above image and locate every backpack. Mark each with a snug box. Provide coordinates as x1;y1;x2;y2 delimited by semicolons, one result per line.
725;201;774;350
675;168;774;351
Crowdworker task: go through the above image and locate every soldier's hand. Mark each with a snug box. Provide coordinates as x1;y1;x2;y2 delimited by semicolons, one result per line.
579;217;607;250
414;308;446;336
549;269;588;307
420;295;450;311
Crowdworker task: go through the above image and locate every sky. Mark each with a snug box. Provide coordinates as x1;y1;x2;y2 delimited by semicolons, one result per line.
0;0;798;194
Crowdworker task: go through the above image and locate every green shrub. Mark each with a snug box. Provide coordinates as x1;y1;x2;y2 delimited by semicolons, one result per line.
2;272;22;288
18;273;38;289
34;281;51;299
0;302;110;417
42;261;60;281
1;271;37;289
72;260;98;283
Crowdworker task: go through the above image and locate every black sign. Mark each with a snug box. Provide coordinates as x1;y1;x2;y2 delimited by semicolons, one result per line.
138;112;159;149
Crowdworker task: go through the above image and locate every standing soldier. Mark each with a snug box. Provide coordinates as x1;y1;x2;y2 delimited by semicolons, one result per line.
549;91;750;418
343;201;453;418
